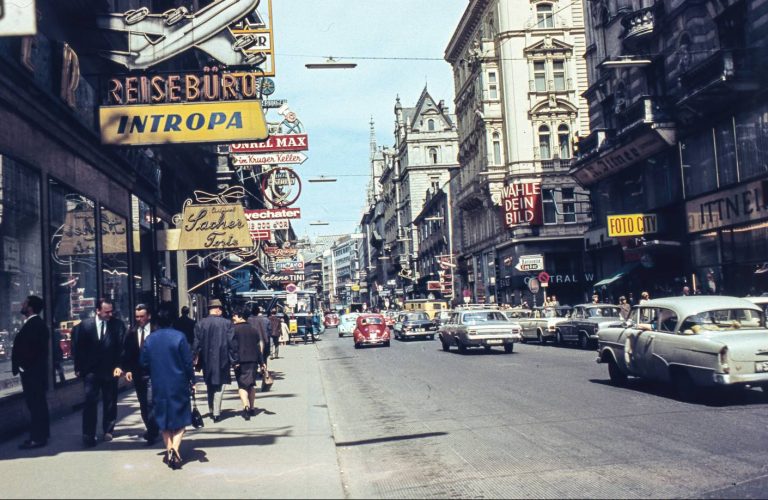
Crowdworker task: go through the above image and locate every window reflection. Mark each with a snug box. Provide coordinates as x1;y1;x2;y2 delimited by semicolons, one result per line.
101;207;130;321
132;195;155;308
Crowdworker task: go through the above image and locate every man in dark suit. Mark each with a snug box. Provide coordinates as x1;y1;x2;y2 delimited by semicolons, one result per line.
12;295;50;449
192;299;238;423
74;297;126;447
173;305;196;347
248;306;271;369
120;303;159;445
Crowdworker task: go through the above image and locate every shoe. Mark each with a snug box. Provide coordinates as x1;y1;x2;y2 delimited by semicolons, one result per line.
163;450;171;466
83;436;97;448
248;407;256;417
242;407;251;421
169;448;182;470
212;415;221;423
19;439;46;450
102;433;113;442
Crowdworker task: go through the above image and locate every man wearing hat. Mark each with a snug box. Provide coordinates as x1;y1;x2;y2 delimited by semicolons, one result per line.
192;299;238;423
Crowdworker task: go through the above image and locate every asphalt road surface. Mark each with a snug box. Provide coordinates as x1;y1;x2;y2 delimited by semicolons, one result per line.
317;329;768;499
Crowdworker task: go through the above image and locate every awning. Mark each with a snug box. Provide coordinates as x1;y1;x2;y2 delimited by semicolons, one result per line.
593;263;639;288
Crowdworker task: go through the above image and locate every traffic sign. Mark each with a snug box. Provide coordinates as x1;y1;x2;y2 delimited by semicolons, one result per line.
538;271;550;284
285;283;298;293
286;292;298;306
515;254;545;272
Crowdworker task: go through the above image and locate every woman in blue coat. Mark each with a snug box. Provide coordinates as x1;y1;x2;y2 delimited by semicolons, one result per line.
141;302;194;470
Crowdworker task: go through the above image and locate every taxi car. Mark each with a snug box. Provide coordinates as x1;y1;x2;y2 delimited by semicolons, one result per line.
337;313;360;338
556;304;622;349
393;311;439;341
596;296;768;400
439;307;521;354
353;313;391;348
516;306;572;344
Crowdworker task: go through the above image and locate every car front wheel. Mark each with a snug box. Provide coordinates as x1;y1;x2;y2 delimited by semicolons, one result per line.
578;333;590;349
458;341;467;354
504;344;514;354
607;357;627;386
441;339;450;351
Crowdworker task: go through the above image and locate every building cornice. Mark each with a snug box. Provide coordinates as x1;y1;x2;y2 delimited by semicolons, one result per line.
445;0;492;63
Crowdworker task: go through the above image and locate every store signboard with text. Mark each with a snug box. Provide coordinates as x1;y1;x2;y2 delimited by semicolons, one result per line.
607;213;658;238
501;181;542;228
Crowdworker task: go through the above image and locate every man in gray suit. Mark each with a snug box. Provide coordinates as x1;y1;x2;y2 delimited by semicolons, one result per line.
192;299;238;423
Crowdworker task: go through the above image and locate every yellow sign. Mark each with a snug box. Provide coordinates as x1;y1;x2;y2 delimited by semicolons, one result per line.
99;101;268;145
351;284;360;291
607;213;658;238
289;319;297;334
177;204;252;251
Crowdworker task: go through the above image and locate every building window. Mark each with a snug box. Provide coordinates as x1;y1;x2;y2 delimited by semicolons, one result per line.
492;132;502;165
735;103;768;181
429;147;439;164
101;207;130;324
543;188;557;224
681;131;717;197
715;119;738;187
553;60;566;90
536;3;554;28
1;157;43;394
533;61;546;91
562;187;576;223
558;124;570;159
427;119;435;131
488;71;498;99
538;125;551;159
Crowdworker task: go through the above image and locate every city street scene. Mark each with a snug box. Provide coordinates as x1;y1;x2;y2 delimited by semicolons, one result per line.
2;0;768;498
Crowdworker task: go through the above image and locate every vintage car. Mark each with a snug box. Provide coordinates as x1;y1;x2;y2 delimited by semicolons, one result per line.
393;311;439;341
337;313;360;337
746;296;768;316
516;306;572;344
353;313;391;348
439;308;521;353
324;312;340;328
502;307;533;320
596;296;768;400
556;303;623;349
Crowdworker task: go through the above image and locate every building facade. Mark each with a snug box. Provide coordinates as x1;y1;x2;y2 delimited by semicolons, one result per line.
572;0;767;300
445;0;592;306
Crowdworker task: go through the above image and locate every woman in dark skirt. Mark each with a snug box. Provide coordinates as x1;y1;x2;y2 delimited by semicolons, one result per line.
141;302;195;469
232;307;263;420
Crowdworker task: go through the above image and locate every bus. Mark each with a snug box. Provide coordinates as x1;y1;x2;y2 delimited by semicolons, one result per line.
403;299;450;319
232;290;321;340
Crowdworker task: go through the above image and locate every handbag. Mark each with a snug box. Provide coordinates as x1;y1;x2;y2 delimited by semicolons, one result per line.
191;387;204;429
261;366;274;393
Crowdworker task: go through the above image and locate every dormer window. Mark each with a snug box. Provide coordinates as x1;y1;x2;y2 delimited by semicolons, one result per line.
427;119;435;131
536;3;554;29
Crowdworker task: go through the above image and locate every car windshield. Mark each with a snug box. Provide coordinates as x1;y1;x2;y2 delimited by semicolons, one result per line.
406;313;430;321
586;307;621;318
361;317;384;325
543;308;569;318
681;308;766;332
463;311;507;324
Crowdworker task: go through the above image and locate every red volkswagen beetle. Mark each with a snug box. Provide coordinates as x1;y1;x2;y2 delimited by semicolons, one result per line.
353;313;390;348
324;312;340;328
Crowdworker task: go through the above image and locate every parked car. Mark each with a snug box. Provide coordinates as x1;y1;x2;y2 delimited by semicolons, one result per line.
556;304;622;349
597;296;768;400
338;313;360;338
439;308;521;353
324;312;340;328
393;311;439;341
516;306;572;344
353;313;391;348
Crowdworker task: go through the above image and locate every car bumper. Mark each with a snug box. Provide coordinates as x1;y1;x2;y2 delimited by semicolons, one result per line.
460;336;518;347
401;330;438;337
712;372;768;386
356;337;389;345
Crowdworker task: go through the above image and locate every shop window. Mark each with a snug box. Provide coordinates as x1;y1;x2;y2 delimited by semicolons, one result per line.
644;151;680;209
49;179;98;386
558;124;570;159
132;195;155;308
735;104;768;181
488;71;498;99
533;61;546;91
101;207;130;320
553;60;566;91
681;131;717;197
543;188;557;224
0;157;43;394
715;119;738;187
536;3;554;28
492;132;502;165
538;125;551;159
562;187;576;223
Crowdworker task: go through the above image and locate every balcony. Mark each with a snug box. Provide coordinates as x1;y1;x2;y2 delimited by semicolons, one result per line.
620;3;659;51
455;181;485;211
615;95;673;136
676;48;760;117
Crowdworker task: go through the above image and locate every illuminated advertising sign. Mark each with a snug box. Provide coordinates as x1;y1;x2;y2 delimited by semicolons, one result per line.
501;181;542;228
607;214;659;238
230;134;308;153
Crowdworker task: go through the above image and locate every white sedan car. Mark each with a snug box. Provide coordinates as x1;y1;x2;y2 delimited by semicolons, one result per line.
338;313;360;337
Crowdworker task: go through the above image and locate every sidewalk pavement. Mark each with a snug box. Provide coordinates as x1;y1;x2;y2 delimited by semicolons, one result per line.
1;342;345;499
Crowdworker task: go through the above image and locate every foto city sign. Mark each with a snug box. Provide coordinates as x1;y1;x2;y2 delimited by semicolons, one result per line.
230;133;308;153
607;213;658;238
100;100;268;145
501;181;543;228
231;151;307;166
177;204;252;250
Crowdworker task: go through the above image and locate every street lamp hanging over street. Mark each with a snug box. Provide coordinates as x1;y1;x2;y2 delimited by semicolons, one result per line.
305;56;357;69
308;175;338;183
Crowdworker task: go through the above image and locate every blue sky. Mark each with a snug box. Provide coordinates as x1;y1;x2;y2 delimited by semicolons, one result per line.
269;0;467;241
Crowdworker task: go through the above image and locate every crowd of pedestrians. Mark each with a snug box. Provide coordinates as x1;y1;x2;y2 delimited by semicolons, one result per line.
10;294;296;470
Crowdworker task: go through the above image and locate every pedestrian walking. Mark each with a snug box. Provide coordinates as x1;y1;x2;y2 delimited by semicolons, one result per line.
248;306;271;368
279;317;290;346
120;304;159;445
74;297;125;447
192;299;238;423
640;291;651;304
232;307;263;420
591;293;600;304
306;310;319;344
12;295;50;449
268;310;281;359
141;302;195;470
173;305;196;347
618;296;631;320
